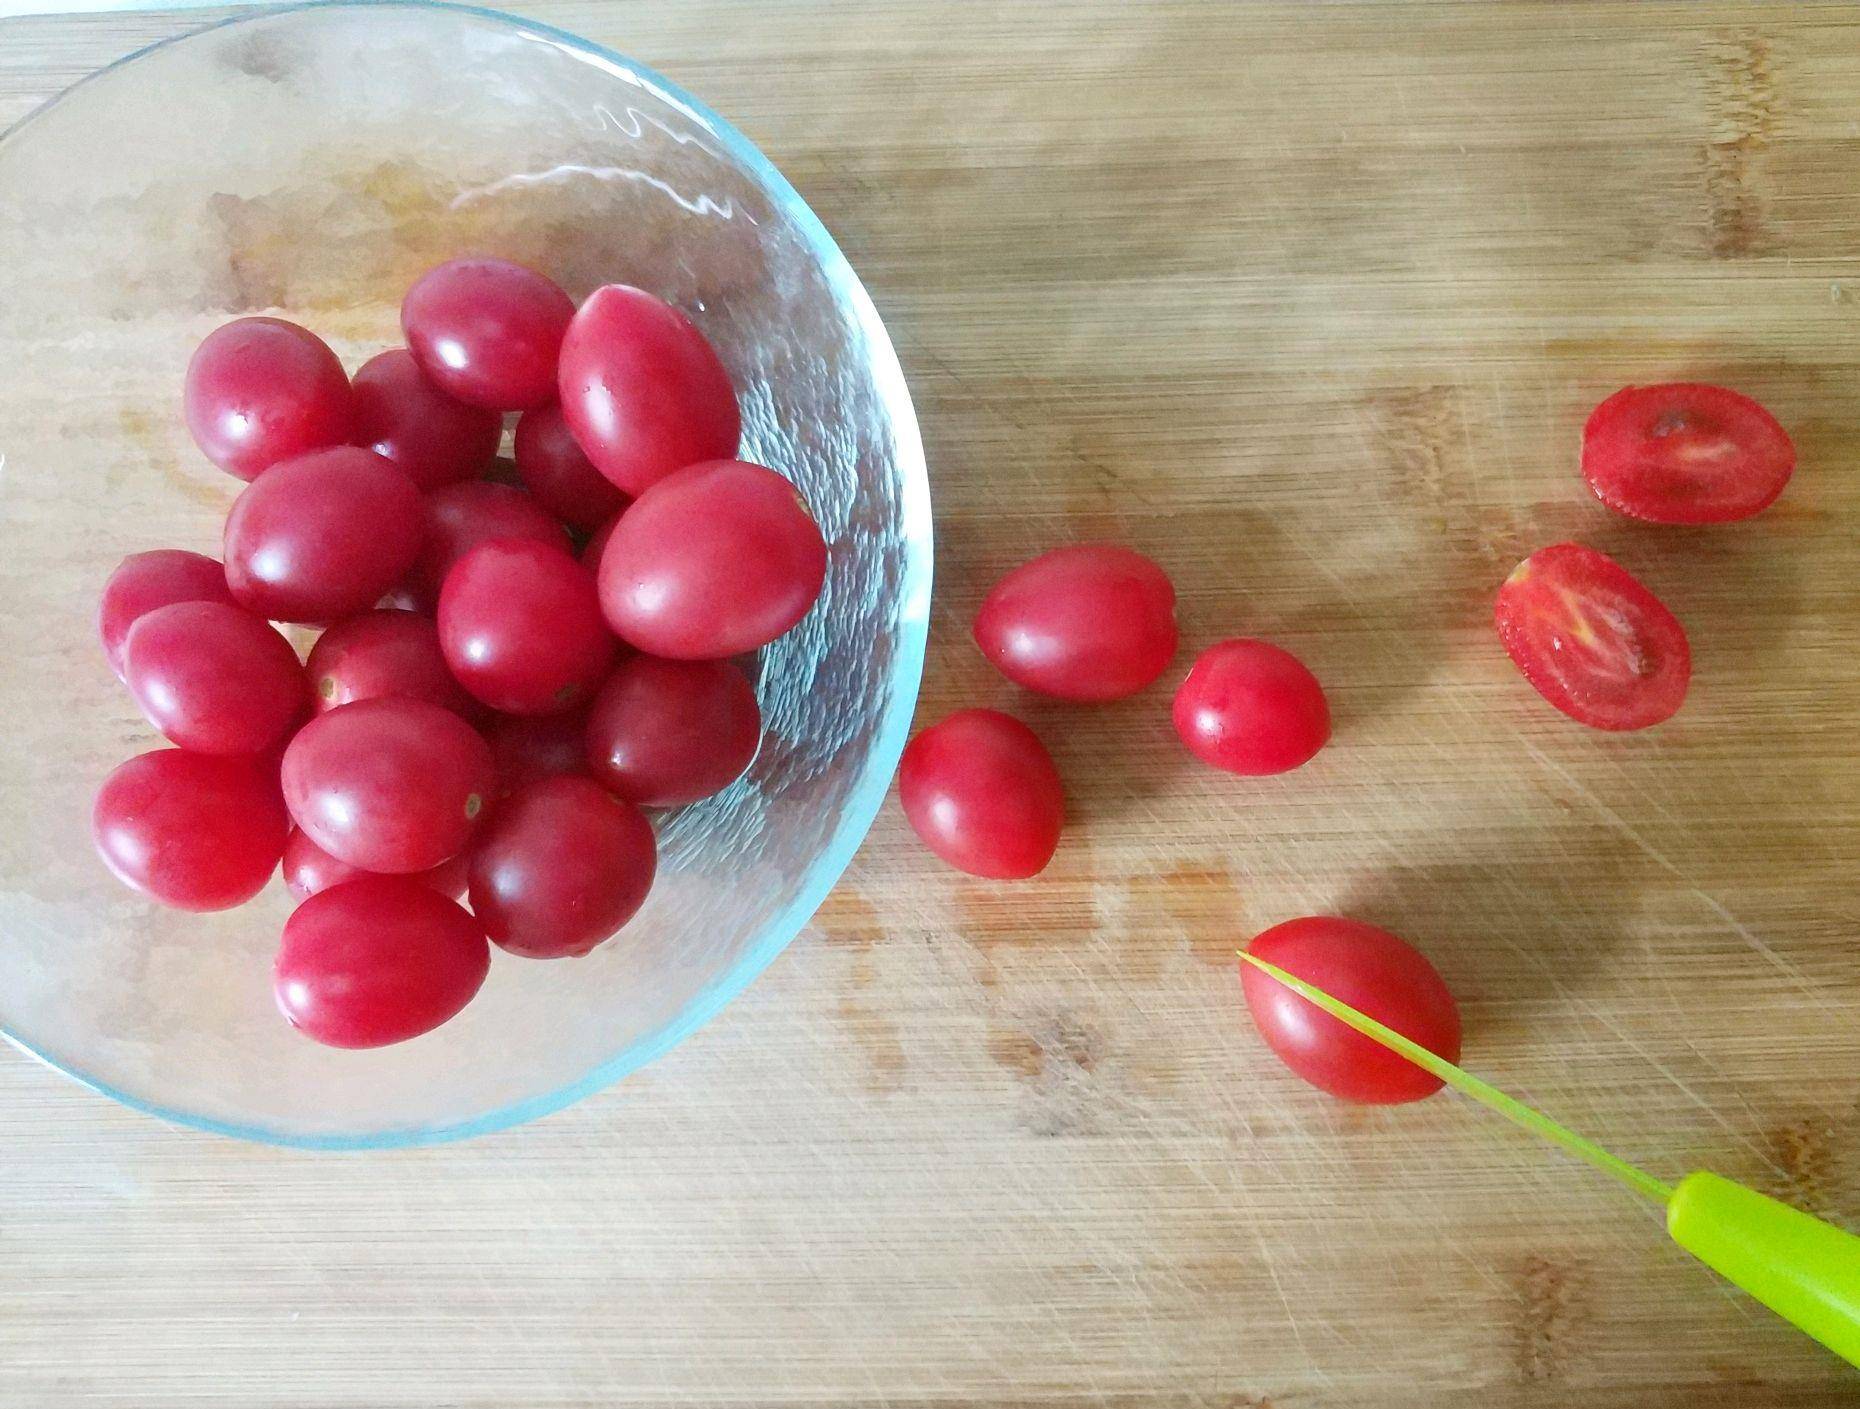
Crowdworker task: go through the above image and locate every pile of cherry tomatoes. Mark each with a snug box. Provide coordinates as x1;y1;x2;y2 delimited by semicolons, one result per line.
93;259;825;1050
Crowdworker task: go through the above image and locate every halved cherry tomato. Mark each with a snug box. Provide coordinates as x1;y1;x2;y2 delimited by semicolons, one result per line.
1241;916;1460;1105
1582;383;1794;524
1494;542;1690;731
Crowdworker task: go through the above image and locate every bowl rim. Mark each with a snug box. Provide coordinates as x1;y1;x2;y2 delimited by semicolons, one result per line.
0;0;932;1150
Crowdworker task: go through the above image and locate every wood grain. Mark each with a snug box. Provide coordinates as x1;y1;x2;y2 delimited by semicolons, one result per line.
4;2;1860;1404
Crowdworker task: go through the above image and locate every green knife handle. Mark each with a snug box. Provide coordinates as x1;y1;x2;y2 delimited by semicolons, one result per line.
1668;1171;1860;1370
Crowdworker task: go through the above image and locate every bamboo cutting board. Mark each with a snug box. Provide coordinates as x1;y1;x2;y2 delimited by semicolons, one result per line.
4;3;1860;1405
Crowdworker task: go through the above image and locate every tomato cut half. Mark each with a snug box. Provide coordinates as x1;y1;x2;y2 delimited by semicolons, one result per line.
1494;543;1690;731
1581;383;1794;524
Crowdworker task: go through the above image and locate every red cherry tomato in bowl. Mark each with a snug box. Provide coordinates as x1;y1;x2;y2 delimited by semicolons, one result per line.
467;776;657;959
438;538;616;715
556;284;741;496
898;709;1064;880
1494;542;1690;731
305;609;476;719
222;447;424;623
973;544;1177;700
1582;383;1794;525
584;655;761;807
98;548;237;681
93;749;288;911
411;480;571;605
1173;639;1330;775
1240;916;1460;1104
401;257;575;412
183;317;353;481
274;876;489;1048
123;600;307;755
280;697;494;874
514;403;629;531
350;347;501;490
598;459;826;659
487;708;590;794
281;827;467;902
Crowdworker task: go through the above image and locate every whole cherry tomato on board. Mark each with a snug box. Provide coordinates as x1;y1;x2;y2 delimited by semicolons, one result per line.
1173;639;1330;775
898;709;1064;880
973;544;1177;700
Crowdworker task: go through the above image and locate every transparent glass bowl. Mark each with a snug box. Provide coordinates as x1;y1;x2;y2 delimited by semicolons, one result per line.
0;2;930;1147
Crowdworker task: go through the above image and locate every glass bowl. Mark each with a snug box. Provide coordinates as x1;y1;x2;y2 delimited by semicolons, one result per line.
0;2;930;1147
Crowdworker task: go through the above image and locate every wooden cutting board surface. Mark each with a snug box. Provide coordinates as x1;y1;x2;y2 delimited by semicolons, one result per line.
4;3;1860;1405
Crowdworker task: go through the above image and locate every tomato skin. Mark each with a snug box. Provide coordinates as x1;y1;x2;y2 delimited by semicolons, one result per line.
274;876;489;1048
1582;383;1795;525
99;549;238;681
514;403;629;531
222;447;424;624
1494;542;1690;732
184;317;353;481
411;481;571;605
598;460;827;659
122;601;308;755
581;512;621;574
305;609;476;719
401;257;575;412
973;545;1177;700
898;709;1064;879
467;776;657;959
1173;639;1330;775
280;697;494;874
438;539;616;716
281;828;467;902
584;656;760;807
487;709;589;794
556;285;740;496
93;749;288;911
350;347;501;490
1241;917;1460;1104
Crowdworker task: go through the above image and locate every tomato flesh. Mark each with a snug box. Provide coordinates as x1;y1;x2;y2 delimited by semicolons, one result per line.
401;257;575;412
93;749;288;911
350;347;501;490
1241;916;1460;1104
598;459;827;659
898;709;1064;879
584;655;760;807
183;317;353;481
1494;542;1690;731
275;876;489;1048
467;776;657;958
123;600;307;755
280;697;494;873
99;549;237;681
305;608;477;719
438;539;616;716
973;544;1177;700
1173;639;1330;775
556;284;740;496
1582;383;1794;525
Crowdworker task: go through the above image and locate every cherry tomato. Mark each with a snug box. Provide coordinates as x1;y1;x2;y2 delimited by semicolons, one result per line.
898;709;1063;879
1582;383;1795;525
93;749;288;911
305;609;476;718
411;480;570;604
183;317;354;481
467;776;657;959
350;347;501;490
556;284;740;495
274;876;489;1048
99;549;237;681
223;447;424;624
281;697;494;873
122;601;307;755
1173;639;1330;775
488;709;589;794
438;538;616;715
599;460;826;659
1241;917;1460;1104
973;544;1177;700
584;656;760;807
514;403;629;531
1494;542;1690;731
581;511;621;574
401;256;574;411
281;827;467;902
